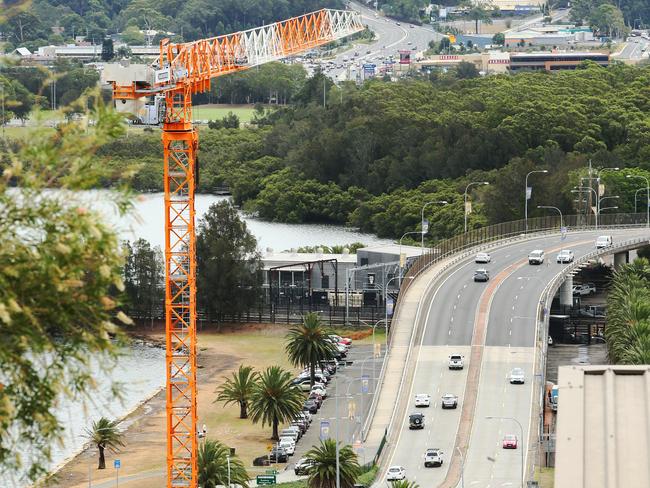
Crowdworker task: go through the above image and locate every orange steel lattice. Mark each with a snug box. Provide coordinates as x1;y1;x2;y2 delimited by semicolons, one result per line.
111;9;362;488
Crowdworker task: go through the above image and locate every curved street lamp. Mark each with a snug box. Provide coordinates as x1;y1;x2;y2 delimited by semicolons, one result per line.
536;205;563;229
627;174;650;228
464;181;489;233
525;170;548;233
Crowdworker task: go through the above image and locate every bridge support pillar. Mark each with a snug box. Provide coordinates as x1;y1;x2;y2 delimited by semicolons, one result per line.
559;275;573;307
614;251;629;269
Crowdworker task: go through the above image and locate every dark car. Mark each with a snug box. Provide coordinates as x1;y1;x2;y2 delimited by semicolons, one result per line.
270;446;288;463
303;399;318;413
308;393;323;407
253;454;270;466
473;269;490;282
291;420;307;434
409;412;425;430
294;457;316;475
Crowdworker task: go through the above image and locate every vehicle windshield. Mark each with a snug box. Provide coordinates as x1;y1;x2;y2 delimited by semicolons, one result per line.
512;368;524;375
451;355;461;360
505;435;516;441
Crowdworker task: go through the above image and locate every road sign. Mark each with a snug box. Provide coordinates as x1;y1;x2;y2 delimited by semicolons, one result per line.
256;474;276;485
320;420;330;440
266;469;278;475
422;219;429;233
114;459;121;469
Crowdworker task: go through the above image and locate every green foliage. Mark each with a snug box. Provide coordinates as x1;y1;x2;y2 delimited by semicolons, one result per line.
208;111;240;130
355;465;379;487
381;0;428;22
196;201;263;321
492;32;505;45
285;312;336;386
215;365;259;419
248;366;304;440
84;417;125;470
1;0;345;45
294;242;366;254
570;0;634;36
305;438;361;488
122;238;164;321
605;259;650;363
198;439;250;488
389;481;420;488
0;96;131;481
101;38;114;61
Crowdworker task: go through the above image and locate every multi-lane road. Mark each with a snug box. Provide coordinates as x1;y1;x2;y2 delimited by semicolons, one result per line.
382;228;650;488
321;2;442;81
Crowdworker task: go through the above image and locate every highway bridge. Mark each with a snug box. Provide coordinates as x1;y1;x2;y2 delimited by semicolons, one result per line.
364;224;650;488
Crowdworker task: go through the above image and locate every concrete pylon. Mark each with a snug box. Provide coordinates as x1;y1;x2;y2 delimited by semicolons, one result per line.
614;251;629;269
559;275;573;307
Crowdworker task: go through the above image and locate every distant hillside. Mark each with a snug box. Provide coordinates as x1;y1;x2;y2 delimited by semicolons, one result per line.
1;0;344;50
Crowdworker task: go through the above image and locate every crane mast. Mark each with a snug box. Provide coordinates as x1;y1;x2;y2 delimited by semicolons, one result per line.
110;9;362;487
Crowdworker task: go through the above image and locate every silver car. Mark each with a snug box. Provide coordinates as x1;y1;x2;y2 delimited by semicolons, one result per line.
441;394;458;409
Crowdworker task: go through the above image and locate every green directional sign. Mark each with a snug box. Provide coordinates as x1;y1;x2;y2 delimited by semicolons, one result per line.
256;474;276;485
265;469;278;475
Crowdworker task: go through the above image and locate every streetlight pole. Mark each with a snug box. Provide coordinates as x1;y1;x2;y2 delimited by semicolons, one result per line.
572;186;599;228
525;170;548;233
627;174;650;228
635;188;646;214
359;319;386;391
536;205;563;229
399;231;422;286
227;454;231;488
485;416;524;488
464;181;489;233
383;276;413;350
420;200;448;250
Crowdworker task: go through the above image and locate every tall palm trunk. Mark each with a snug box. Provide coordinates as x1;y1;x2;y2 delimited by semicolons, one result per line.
240;400;248;419
98;444;106;469
310;360;316;387
272;416;279;441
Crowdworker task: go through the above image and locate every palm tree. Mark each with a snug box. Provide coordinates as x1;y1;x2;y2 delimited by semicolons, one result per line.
84;417;125;469
215;365;258;419
285;312;336;386
248;366;304;440
198;439;249;488
389;481;420;488
305;439;361;488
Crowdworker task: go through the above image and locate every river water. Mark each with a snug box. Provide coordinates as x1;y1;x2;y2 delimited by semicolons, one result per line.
10;191;391;485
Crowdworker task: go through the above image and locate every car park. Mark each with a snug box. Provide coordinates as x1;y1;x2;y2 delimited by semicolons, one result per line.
424;448;443;467
294;457;316;475
311;385;327;397
556;249;574;263
386;466;406;481
270;446;288;463
415;393;431;407
474;269;490;282
596;235;613;248
502;434;518;449
509;368;525;384
528;250;545;264
409;412;425;429
449;354;464;370
279;438;296;455
475;252;491;263
441;394;458;409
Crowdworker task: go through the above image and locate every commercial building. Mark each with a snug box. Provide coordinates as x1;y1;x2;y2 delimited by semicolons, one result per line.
555;365;650;488
509;52;609;70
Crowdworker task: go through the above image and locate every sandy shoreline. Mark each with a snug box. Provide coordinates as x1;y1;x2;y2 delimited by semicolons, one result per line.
46;323;289;488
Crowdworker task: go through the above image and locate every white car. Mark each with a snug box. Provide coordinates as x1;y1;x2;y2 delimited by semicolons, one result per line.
528;250;545;265
509;368;525;384
596;235;612;248
475;252;491;263
386;466;406;481
448;354;464;370
279;437;296;455
311;385;327;398
415;393;431;407
556;249;574;263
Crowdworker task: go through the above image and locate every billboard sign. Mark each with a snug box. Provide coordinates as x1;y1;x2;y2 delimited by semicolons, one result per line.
399;50;411;64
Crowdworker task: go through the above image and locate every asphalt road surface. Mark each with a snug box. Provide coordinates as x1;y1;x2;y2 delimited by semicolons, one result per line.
321;2;442;81
616;35;650;61
382;228;650;488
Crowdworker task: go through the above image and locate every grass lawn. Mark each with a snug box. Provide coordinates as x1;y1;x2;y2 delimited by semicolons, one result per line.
536;467;554;488
192;104;263;123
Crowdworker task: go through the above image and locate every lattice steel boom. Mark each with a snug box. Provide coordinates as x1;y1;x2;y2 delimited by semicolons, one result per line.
110;8;362;488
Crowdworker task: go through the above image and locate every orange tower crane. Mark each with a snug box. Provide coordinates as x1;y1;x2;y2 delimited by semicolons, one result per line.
109;9;363;488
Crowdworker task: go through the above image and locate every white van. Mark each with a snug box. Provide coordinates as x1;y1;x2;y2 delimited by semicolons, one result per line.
528;250;545;265
595;235;613;248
